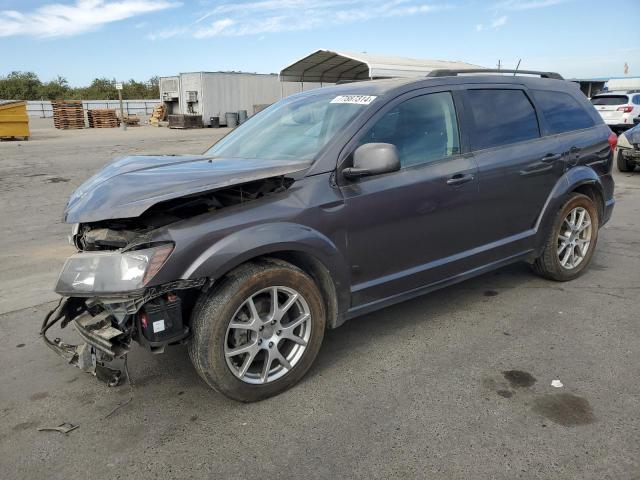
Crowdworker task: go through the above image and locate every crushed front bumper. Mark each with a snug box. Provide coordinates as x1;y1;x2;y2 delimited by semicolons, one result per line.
40;298;129;380
621;148;640;163
41;279;206;383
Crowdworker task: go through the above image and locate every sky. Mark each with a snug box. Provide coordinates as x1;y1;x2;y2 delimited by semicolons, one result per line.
0;0;639;86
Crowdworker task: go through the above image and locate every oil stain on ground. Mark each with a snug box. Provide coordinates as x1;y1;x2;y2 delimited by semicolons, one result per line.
484;290;499;297
502;370;537;388
532;393;594;426
46;177;70;183
496;389;513;398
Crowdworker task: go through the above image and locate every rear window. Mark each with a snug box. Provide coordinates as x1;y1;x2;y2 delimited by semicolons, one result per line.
591;95;629;106
466;89;540;150
532;90;595;134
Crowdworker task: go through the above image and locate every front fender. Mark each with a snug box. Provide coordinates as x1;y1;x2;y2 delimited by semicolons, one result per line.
534;166;609;252
181;221;350;308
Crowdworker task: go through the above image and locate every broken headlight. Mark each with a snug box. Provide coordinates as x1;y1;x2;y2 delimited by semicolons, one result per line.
55;244;173;295
617;133;632;149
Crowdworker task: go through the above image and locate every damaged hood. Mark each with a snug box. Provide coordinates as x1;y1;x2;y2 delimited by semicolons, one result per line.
64;155;311;223
622;124;640;146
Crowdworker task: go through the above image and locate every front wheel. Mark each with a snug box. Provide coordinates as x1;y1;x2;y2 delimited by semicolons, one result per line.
189;259;326;402
532;193;599;281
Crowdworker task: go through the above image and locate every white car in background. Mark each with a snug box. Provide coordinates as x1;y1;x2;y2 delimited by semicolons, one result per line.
590;91;640;132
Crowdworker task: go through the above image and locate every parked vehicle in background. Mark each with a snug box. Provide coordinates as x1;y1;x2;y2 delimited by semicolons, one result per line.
590;91;640;132
615;122;640;172
42;69;616;402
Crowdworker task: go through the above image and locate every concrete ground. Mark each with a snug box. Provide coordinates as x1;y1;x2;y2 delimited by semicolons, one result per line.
0;120;638;479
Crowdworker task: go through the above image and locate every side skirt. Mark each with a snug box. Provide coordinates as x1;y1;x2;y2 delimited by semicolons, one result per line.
344;250;533;321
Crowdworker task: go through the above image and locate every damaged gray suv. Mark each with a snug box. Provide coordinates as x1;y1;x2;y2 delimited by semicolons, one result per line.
43;69;616;401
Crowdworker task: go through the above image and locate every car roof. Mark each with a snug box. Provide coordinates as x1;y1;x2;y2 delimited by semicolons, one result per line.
593;91;630;96
291;74;577;100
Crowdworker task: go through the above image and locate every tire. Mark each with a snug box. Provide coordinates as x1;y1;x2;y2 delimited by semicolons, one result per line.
532;193;599;282
616;150;633;172
188;259;325;402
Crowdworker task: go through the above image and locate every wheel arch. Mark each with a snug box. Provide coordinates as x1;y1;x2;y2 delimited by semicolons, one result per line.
571;182;604;225
534;167;606;254
262;251;342;329
182;222;350;329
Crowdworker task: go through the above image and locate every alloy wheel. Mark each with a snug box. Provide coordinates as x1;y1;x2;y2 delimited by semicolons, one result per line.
224;286;312;384
557;206;592;270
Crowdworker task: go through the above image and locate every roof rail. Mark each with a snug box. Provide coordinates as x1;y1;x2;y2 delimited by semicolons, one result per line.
427;69;564;80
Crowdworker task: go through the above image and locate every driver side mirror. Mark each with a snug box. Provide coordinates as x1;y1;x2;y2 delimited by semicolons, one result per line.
342;143;400;179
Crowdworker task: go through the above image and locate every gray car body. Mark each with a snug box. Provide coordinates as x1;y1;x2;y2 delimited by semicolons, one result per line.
64;75;615;328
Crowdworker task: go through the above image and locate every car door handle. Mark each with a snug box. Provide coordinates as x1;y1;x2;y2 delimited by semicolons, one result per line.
446;173;474;186
541;153;562;163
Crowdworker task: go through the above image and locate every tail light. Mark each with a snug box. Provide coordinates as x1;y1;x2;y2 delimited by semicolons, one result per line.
617;106;633;113
608;132;617;152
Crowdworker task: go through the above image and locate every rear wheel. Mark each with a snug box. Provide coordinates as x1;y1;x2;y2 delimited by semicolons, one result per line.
189;259;325;402
616;150;634;172
532;193;598;281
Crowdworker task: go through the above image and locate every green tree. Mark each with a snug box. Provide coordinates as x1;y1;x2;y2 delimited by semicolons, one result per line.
0;72;161;100
39;75;70;100
147;76;160;99
0;71;42;100
74;78;118;100
122;79;148;99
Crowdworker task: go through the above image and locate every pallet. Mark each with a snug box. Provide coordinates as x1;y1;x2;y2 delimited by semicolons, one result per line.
123;115;140;126
87;109;119;128
52;100;85;129
149;104;166;126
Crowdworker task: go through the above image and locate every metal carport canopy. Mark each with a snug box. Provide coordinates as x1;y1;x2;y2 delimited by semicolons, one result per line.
279;50;483;83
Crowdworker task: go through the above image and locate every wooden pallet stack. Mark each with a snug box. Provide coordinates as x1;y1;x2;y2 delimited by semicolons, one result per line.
52;100;85;129
149;104;166;126
123;115;140;126
87;109;119;128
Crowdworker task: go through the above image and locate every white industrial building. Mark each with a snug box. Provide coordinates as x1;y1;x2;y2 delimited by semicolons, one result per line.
159;72;323;126
160;50;480;126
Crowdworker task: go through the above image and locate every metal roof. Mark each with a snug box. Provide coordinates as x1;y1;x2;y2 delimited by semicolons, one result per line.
280;49;482;83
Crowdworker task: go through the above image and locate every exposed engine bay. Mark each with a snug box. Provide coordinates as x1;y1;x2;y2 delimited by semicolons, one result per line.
73;176;294;251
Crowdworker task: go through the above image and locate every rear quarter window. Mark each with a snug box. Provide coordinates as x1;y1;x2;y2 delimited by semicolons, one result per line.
591;95;629;105
466;89;540;150
532;90;595;134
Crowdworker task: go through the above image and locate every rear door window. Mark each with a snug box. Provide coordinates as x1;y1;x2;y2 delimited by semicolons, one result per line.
359;92;460;168
632;95;640;106
591;95;629;106
466;89;540;150
532;90;595;134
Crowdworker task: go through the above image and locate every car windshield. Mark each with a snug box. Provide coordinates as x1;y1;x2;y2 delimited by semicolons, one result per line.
205;92;373;161
591;95;628;106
